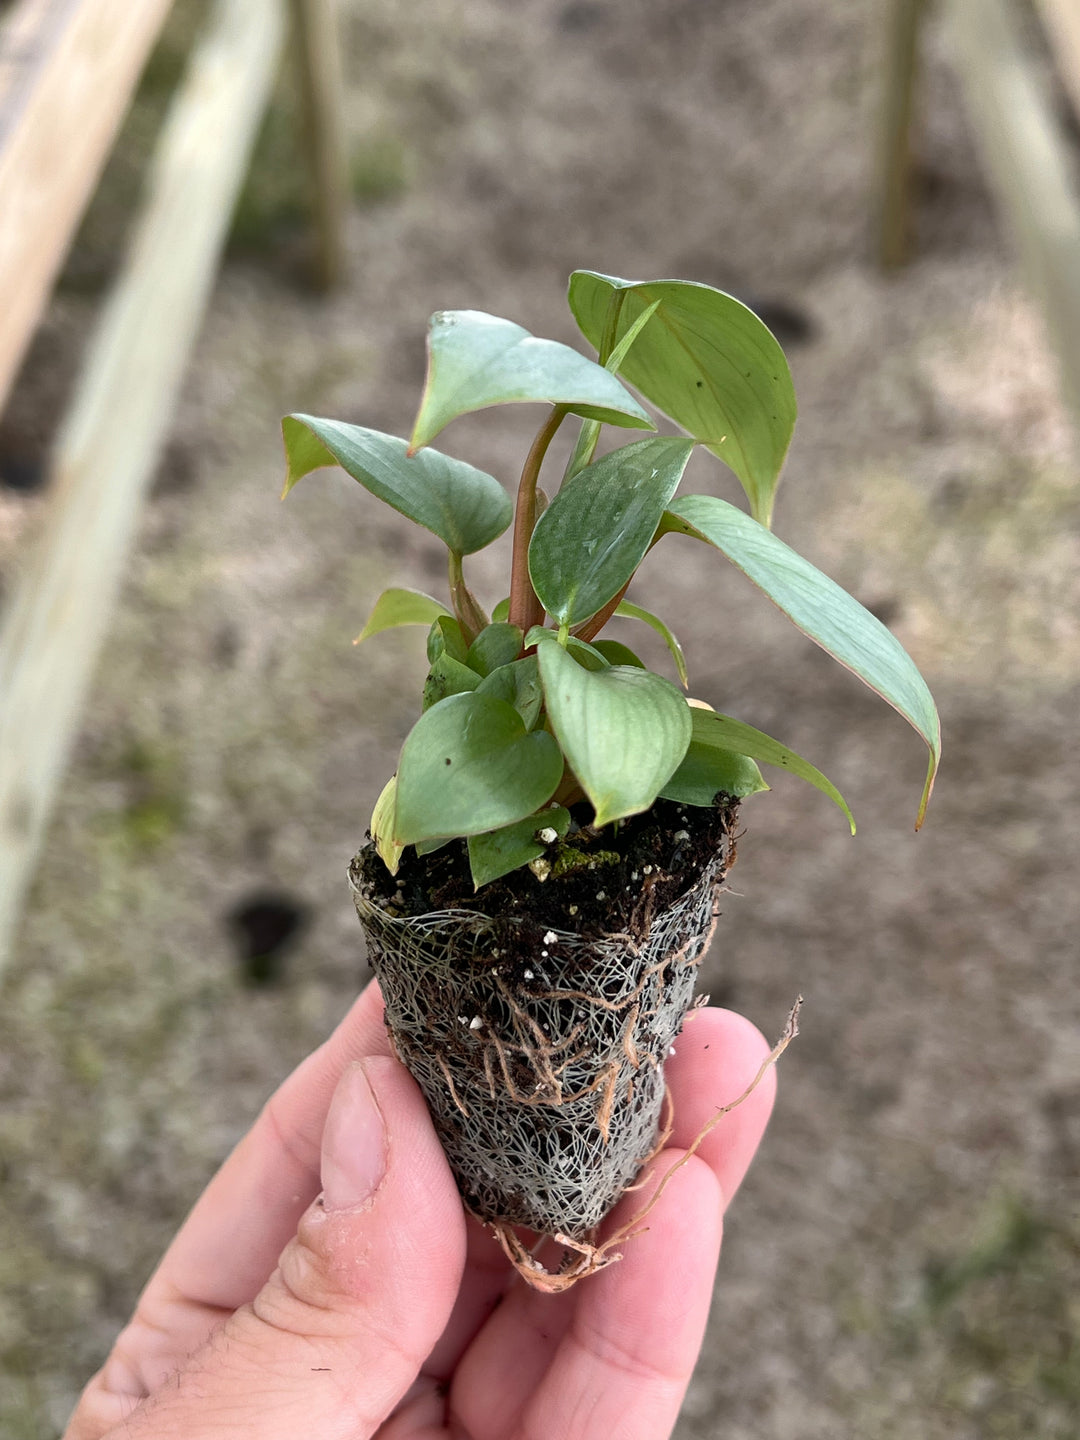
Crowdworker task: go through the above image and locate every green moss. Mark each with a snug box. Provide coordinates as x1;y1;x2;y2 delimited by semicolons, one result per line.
550;845;619;879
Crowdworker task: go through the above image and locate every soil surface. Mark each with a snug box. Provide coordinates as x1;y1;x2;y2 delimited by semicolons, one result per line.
2;1;1079;1436
363;796;737;936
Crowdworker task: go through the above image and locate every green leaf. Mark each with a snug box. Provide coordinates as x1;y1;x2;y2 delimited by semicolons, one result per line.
592;639;645;669
568;272;796;526
659;706;769;805
672;706;854;832
409;310;654;451
526;626;612;672
281;415;512;555
561;300;663;484
370;775;405;874
466;623;523;677
536;637;692;828
414;836;452;857
614;599;689;688
529;437;694;627
467;806;572;889
427;615;469;665
393;693;564;843
355;588;450;645
491;596;511;624
662;494;940;826
422;653;481;711
475;656;543;730
565;636;611;672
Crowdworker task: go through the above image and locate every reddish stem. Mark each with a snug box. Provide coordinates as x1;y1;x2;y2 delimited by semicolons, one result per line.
508;407;565;635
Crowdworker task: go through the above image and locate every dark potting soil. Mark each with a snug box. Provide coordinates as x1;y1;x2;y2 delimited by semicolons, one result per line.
362;795;739;944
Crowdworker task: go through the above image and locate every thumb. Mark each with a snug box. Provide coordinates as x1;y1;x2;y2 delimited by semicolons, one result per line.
126;1057;467;1439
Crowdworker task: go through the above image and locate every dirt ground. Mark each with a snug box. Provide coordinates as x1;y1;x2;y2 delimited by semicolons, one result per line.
1;0;1078;1435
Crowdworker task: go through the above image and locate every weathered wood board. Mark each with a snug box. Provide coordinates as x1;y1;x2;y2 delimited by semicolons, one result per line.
0;0;174;410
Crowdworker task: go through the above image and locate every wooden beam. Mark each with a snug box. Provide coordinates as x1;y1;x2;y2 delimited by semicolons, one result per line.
1035;0;1080;122
875;0;927;270
945;0;1080;425
0;0;285;972
289;0;349;289
0;0;175;413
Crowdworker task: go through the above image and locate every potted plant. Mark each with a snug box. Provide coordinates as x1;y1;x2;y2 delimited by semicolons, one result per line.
281;271;940;1289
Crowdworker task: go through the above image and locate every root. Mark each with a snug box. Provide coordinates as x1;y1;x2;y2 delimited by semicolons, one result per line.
490;1220;622;1293
435;1052;470;1118
496;997;802;1293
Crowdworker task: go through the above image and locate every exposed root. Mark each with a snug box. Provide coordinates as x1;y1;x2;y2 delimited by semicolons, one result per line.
599;996;802;1255
491;1219;622;1292
496;997;802;1292
435;1052;470;1118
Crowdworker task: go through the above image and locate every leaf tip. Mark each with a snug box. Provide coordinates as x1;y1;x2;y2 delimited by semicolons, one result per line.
914;748;939;831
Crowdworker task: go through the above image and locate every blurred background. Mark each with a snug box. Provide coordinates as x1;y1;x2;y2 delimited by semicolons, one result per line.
1;0;1078;1435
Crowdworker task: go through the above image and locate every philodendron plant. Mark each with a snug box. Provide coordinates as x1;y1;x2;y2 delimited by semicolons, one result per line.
283;271;940;885
281;272;941;1287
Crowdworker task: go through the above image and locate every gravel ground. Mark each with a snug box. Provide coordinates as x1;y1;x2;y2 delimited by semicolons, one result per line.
1;0;1078;1435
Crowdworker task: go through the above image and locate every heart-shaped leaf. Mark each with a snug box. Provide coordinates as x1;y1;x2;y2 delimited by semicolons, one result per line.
393;692;564;843
475;656;543;730
568;272;796;527
467;805;572;889
529;437;694;627
422;653;481;711
659;706;769;806
592;638;645;668
428;615;469;665
282;415;512;555
670;705;854;831
466;623;523;677
536;637;692;828
614;599;688;687
409;310;654;452
662;494;939;826
355;588;450;645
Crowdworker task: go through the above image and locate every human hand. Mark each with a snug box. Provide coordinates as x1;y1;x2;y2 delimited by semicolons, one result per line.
66;980;776;1440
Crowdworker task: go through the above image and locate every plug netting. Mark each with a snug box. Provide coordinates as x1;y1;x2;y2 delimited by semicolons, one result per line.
349;842;729;1239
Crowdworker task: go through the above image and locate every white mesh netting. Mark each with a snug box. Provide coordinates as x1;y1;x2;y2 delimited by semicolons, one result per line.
349;842;730;1240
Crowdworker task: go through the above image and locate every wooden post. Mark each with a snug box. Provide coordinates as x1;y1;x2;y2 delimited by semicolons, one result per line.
0;0;175;413
0;0;285;973
289;0;349;290
1035;0;1080;121
945;0;1080;425
875;0;926;270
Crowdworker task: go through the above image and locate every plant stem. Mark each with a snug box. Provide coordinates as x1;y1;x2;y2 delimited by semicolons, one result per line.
448;551;488;643
508;406;566;634
561;291;630;487
598;288;627;366
571;578;632;643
